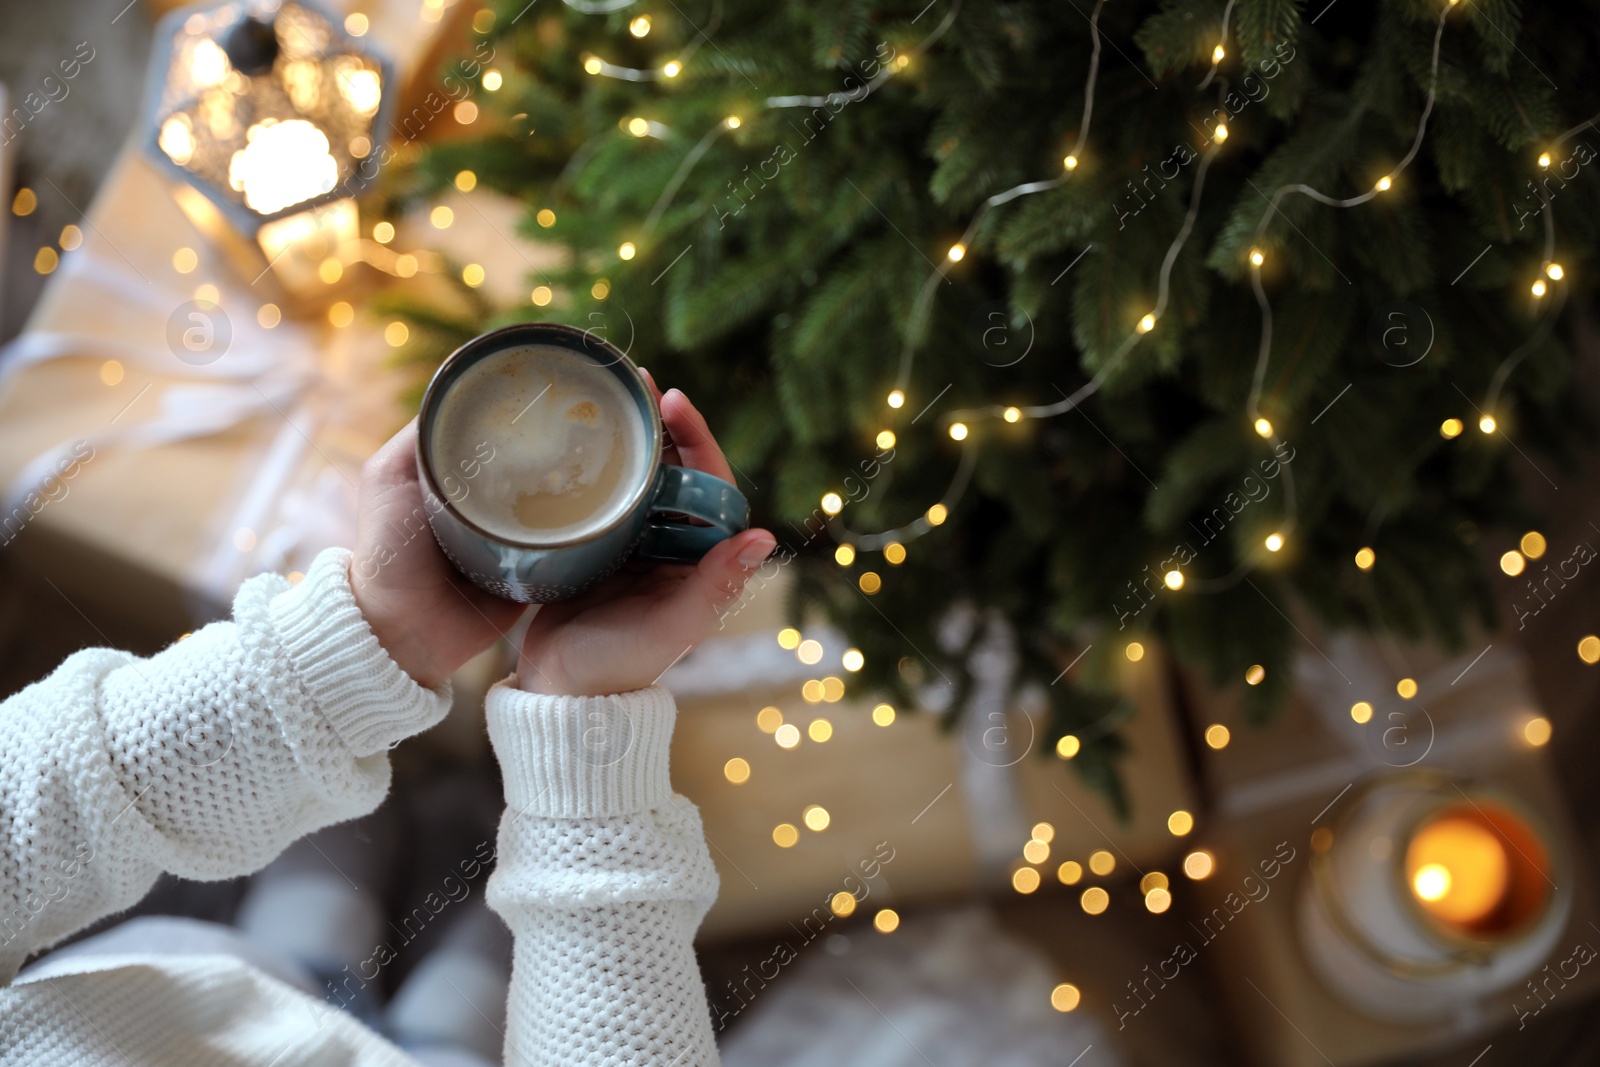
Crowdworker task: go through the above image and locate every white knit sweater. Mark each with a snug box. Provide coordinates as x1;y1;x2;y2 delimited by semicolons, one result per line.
0;547;722;1065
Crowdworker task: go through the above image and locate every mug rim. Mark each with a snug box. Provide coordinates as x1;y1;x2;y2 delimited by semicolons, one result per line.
416;321;664;550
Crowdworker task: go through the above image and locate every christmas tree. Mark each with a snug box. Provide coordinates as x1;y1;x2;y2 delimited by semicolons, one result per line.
389;0;1595;811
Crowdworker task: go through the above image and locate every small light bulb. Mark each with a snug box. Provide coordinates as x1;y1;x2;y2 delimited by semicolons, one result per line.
1440;418;1463;438
583;55;603;75
1164;570;1184;590
1355;547;1376;570
724;115;741;129
1249;248;1265;267
1064;154;1079;170
887;389;905;409
618;241;636;260
1212;43;1226;62
1137;313;1156;333
821;492;844;515
1264;532;1284;552
1213;123;1229;143
628;117;650;137
629;14;651;36
1376;175;1393;192
876;429;896;449
1546;262;1564;280
1539;152;1552;168
949;422;969;441
1532;279;1546;297
1479;414;1497;434
1254;417;1273;438
663;60;682;77
947;243;966;262
1003;406;1022;423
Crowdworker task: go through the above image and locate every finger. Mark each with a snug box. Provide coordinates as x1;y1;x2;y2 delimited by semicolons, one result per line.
638;366;665;405
638;368;684;468
653;528;775;637
660;388;735;484
362;417;421;493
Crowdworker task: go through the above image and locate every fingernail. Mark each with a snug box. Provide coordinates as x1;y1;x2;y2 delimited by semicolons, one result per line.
736;532;776;568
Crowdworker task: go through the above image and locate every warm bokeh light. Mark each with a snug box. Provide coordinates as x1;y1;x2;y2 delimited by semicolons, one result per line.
1168;810;1194;836
1579;636;1600;665
172;246;198;273
384;321;409;347
1351;701;1373;724
1479;414;1497;434
1440;418;1464;439
1145;887;1173;913
1183;850;1215;880
1164;570;1184;590
830;891;856;917
1405;814;1510;928
1051;983;1081;1012
1023;839;1050;864
1140;872;1170;894
1520;531;1547;558
454;169;477;192
757;706;784;733
1500;550;1526;576
1137;312;1157;333
1088;850;1115;876
874;909;900;933
724;758;750;784
1125;642;1145;662
859;571;882;594
808;718;833;742
1003;406;1022;423
1355;547;1376;570
773;823;798;847
821;492;844;515
1056;734;1080;759
872;703;896;726
1245;664;1265;686
1523;716;1552;747
1254;417;1273;438
887;389;905;408
430;205;453;229
1058;860;1083;885
1013;867;1041;894
537;208;557;227
1080;887;1110;915
803;804;831;831
947;243;966;262
884;542;907;564
926;504;948;525
532;286;553;306
876;429;896;449
1033;822;1055;844
842;648;865;672
834;544;856;567
372;220;395;243
1397;677;1418;699
1264;532;1284;552
775;723;801;749
949;422;969;441
1205;724;1231;749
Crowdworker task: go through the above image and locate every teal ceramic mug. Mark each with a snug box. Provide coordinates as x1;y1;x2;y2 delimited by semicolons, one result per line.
415;322;749;602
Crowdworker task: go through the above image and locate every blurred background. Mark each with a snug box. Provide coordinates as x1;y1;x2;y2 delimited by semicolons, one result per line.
3;0;1600;1064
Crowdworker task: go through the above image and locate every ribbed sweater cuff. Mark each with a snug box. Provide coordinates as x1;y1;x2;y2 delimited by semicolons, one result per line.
267;547;452;757
486;681;677;818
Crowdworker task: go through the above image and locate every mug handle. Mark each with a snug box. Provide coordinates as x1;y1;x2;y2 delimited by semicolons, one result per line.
633;465;750;563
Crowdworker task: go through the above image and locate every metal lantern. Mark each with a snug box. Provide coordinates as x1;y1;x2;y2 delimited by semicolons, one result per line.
139;0;392;297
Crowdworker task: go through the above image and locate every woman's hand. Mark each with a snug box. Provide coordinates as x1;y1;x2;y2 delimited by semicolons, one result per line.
515;374;775;696
350;419;526;689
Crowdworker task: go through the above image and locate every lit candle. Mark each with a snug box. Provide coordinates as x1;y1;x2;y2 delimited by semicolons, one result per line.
1405;810;1510;930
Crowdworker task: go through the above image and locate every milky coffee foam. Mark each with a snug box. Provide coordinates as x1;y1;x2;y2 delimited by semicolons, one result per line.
431;345;647;542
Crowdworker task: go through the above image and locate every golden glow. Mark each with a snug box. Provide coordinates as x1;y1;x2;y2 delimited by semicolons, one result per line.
1213;123;1229;143
1168;810;1194;836
1058;860;1083;884
947;243;966;262
1532;279;1547;298
372;220;395;244
1405;814;1510;927
1137;312;1157;333
99;360;123;386
821;492;844;515
804;804;831;831
628;117;650;137
801;679;823;703
583;56;604;75
859;571;882;594
193;283;219;306
12;187;37;216
926;503;948;526
775;723;801;748
1254;417;1273;437
757;705;784;733
1351;701;1373;724
1265;532;1284;552
395;254;419;278
1164;569;1184;590
318;257;343;284
876;429;897;449
189;38;230;87
1479;414;1497;434
872;703;896;726
618;241;637;260
1056;734;1080;759
229;120;339;215
1023;839;1050;864
629;14;652;36
257;303;281;329
1355;547;1376;571
1520;531;1547;558
34;247;58;275
773;823;799;847
1539;152;1552;168
1051;983;1081;1012
1080;887;1110;915
472;8;496;33
1547;262;1564;280
431;205;454;229
1440;418;1464;439
172;246;198;273
724;757;751;784
1249;248;1265;267
1375;175;1393;192
777;628;801;650
1578;635;1600;664
1088;850;1115;876
1500;551;1526;577
462;263;485;287
722;116;742;131
1033;822;1055;844
1183;850;1215;880
1140;872;1170;894
808;718;834;742
1063;154;1079;170
874;908;900;933
949;422;969;441
1245;664;1266;686
328;301;355;328
1523;716;1552;747
887;389;906;408
1205;723;1231;749
1003;406;1022;423
663;60;682;77
1397;677;1418;699
797;639;824;665
1145;887;1173;913
532;285;553;306
842;648;865;672
455;169;477;192
1212;43;1226;62
1125;641;1145;662
835;544;856;566
483;69;503;91
160;114;196;166
885;542;907;565
384;321;409;347
1013;867;1041;894
537;208;557;227
819;676;843;701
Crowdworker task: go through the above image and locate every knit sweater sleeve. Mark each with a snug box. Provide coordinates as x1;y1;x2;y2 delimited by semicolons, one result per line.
484;680;722;1067
0;546;451;982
